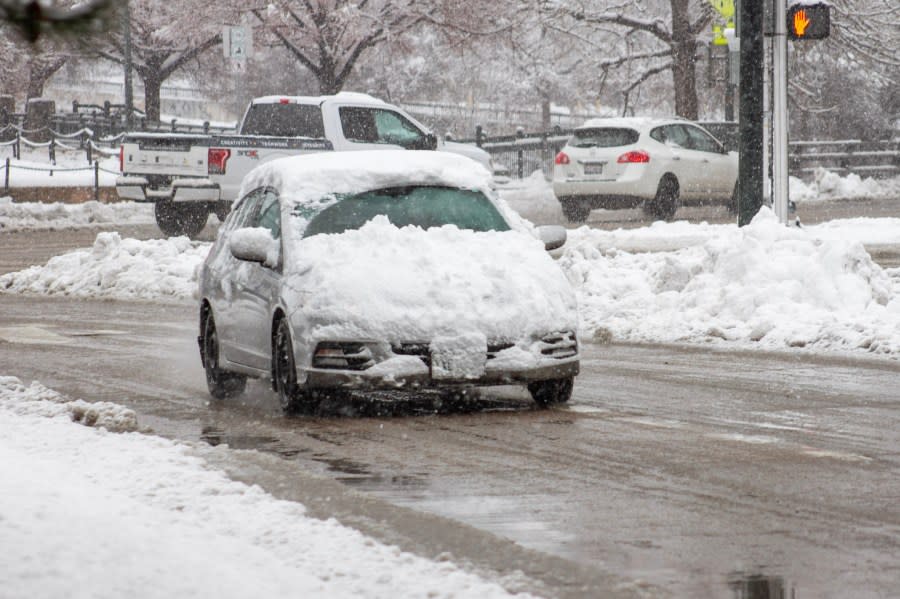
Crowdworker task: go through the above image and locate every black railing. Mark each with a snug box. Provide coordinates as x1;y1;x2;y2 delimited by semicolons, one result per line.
466;123;899;180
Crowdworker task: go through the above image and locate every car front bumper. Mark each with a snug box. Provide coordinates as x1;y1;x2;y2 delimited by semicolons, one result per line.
304;356;580;390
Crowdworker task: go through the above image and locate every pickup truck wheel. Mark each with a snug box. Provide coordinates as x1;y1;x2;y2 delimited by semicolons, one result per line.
527;377;574;408
273;319;317;414
201;314;246;400
155;201;208;238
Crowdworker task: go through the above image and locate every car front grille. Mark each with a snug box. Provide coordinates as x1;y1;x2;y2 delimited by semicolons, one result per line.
538;331;578;359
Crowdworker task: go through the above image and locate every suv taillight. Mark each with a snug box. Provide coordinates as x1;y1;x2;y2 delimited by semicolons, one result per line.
208;148;231;175
555;151;570;165
617;150;650;164
119;145;124;173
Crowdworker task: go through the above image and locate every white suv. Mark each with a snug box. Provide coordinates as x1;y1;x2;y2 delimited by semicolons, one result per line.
552;118;738;222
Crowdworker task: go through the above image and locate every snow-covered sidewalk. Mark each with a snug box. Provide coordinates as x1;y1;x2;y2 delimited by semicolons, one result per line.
0;376;533;599
0;196;154;231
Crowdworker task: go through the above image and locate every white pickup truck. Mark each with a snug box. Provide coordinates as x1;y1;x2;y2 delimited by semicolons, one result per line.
116;92;491;237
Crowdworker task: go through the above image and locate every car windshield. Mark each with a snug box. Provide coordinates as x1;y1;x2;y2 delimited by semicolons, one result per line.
302;186;510;238
570;127;639;148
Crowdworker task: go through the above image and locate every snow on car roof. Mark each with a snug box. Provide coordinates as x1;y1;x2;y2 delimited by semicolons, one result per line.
251;92;385;106
238;150;494;209
577;117;675;131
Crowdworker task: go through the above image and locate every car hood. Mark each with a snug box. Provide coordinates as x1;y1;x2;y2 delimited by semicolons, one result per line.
284;216;577;344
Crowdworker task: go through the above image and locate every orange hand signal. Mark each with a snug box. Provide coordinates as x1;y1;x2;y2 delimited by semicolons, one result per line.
793;9;810;36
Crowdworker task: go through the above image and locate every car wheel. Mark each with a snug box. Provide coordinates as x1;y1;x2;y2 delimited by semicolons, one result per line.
155;201;208;238
643;177;679;221
560;199;590;223
201;313;247;400
273;319;314;413
527;377;574;408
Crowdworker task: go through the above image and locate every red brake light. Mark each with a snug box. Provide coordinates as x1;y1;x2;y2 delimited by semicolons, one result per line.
279;98;290;104
119;145;124;173
555;151;570;165
617;150;650;164
208;148;231;175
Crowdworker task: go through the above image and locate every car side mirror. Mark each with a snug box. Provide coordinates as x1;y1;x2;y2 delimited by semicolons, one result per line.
424;132;437;150
229;227;280;267
536;225;567;251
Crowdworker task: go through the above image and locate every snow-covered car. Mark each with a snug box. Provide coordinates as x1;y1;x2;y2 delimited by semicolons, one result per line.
552;117;739;222
197;150;579;412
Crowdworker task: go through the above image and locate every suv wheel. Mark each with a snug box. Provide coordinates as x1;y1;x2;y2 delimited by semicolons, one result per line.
643;177;679;221
560;198;590;223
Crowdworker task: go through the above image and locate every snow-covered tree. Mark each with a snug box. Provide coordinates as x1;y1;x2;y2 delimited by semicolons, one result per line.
87;0;227;121
249;0;427;95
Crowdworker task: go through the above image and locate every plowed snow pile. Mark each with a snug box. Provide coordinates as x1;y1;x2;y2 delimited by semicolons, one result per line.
563;208;900;355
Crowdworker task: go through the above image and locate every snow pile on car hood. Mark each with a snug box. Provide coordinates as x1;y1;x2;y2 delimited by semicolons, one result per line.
0;232;206;301
563;207;900;355
287;216;577;343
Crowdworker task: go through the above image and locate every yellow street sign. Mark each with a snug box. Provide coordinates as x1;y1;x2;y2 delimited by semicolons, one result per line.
708;0;735;20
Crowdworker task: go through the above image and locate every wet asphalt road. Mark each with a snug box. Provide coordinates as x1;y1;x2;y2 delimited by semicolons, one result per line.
2;207;900;598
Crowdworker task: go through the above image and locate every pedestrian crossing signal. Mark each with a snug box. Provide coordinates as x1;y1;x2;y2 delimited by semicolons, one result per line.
787;2;830;40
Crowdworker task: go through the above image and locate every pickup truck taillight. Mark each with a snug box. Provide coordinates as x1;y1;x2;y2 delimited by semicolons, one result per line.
208;148;231;175
119;145;124;173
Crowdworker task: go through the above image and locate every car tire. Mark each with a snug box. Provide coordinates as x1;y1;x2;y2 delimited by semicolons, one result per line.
527;377;574;408
560;199;590;223
201;313;247;400
643;177;679;221
155;200;209;239
273;319;315;414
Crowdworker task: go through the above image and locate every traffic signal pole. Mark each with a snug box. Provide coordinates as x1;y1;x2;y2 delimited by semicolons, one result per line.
738;0;765;226
772;0;789;224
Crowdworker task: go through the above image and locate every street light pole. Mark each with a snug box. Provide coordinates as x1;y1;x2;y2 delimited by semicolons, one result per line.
772;0;790;224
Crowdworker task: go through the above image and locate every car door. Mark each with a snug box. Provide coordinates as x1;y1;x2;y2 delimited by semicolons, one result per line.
658;125;697;192
212;188;265;363
682;124;735;197
337;106;431;150
227;188;283;371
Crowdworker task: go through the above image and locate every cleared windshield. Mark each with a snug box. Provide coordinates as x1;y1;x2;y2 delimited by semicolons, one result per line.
302;186;510;238
570;127;639;148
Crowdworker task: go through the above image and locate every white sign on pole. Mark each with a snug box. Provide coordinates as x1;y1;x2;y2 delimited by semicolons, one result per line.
223;26;253;60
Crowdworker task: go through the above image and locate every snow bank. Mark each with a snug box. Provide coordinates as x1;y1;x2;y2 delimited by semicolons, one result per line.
0;232;207;301
2;209;899;358
563;208;900;355
791;168;900;203
0;196;154;231
0;376;533;599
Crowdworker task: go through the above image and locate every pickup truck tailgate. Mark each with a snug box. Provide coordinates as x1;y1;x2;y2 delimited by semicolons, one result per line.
121;133;210;177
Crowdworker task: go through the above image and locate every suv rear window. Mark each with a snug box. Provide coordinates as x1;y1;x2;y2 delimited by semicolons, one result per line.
240;103;325;138
570;128;639;148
